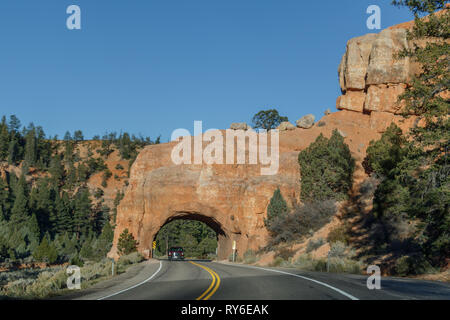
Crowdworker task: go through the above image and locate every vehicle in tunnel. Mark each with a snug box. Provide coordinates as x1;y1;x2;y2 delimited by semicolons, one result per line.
168;247;185;260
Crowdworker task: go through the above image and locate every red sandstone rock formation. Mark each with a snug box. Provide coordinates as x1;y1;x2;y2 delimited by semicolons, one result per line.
109;18;422;260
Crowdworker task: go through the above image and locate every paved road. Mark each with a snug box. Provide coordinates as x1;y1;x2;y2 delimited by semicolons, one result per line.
73;259;450;300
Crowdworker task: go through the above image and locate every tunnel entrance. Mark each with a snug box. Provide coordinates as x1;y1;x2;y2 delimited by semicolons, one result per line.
152;213;227;259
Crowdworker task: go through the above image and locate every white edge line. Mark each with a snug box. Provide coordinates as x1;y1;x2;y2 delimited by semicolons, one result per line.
97;260;163;300
217;262;359;300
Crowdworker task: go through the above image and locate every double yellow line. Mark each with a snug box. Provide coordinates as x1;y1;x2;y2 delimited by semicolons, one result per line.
189;261;221;300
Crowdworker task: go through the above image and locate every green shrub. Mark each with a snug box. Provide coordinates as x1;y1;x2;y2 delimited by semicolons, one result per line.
313;259;328;272
293;254;327;272
298;129;355;202
118;252;144;267
394;255;436;276
306;238;325;253
327;257;362;274
328;241;347;258
293;253;360;274
327;224;350;245
94;188;104;199
70;253;84;267
275;247;295;261
268;200;336;246
33;237;58;264
271;257;285;267
395;256;411;276
243;250;258;264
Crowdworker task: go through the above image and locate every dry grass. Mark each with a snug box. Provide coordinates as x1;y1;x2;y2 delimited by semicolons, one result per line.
0;253;144;299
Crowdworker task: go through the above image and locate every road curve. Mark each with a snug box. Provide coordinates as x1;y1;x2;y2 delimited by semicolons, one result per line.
72;259;450;300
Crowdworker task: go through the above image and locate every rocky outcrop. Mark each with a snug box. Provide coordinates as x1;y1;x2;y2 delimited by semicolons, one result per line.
296;115;315;129
277;121;296;131
337;27;420;115
230;122;249;130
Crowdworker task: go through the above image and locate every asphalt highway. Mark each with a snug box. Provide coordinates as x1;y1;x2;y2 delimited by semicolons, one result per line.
70;259;450;300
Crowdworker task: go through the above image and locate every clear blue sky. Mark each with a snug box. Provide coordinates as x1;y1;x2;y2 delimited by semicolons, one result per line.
0;0;413;141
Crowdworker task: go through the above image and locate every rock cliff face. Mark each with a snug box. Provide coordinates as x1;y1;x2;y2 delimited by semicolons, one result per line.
337;25;422;115
109;19;419;260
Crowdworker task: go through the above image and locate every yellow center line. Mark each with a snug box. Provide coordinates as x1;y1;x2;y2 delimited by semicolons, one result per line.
204;268;220;300
189;261;220;300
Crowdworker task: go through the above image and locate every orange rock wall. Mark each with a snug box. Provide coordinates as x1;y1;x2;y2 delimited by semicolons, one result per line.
110;20;421;260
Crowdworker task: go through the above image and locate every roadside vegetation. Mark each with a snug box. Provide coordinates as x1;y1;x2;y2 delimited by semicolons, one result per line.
263;130;354;248
0;114;159;298
0;252;144;299
252;129;363;274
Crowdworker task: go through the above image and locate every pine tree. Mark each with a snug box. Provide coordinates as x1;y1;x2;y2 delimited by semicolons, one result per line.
8;115;21;133
33;234;58;264
26;214;40;253
0;116;9;161
63;132;74;163
35;126;52;169
264;188;288;232
73;188;93;238
24;124;37;167
394;1;449;263
73;130;84;142
49;155;65;184
80;235;94;261
117;228;138;256
363;1;449;269
96;219;114;257
55;191;73;234
0;177;9;221
66;161;77;188
7;137;20;164
10;174;29;226
29;179;56;236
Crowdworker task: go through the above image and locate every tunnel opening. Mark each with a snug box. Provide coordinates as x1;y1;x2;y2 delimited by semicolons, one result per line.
152;212;227;259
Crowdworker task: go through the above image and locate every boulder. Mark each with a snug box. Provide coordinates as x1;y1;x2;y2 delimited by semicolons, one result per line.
277;121;296;131
230;122;249;131
296;114;315;129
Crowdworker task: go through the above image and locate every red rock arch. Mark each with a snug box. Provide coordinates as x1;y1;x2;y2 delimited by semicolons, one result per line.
108;138;301;260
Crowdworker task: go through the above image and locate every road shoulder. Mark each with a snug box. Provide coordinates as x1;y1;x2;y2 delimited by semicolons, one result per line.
56;259;162;300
